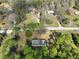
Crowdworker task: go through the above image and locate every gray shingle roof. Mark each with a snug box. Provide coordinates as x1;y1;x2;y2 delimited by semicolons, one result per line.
31;39;47;46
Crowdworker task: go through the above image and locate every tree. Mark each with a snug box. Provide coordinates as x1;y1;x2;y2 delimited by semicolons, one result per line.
56;34;65;44
62;18;70;24
42;46;48;56
23;44;32;55
48;33;79;59
49;47;57;58
25;30;33;37
12;0;27;24
72;34;79;47
33;49;42;59
15;53;20;59
24;22;44;37
14;27;20;34
33;0;43;8
25;54;34;59
58;51;66;58
73;0;79;10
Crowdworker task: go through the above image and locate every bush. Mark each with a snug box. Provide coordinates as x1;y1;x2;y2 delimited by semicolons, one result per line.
25;30;33;37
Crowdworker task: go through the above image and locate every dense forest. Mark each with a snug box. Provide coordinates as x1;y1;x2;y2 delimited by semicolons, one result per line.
1;32;79;59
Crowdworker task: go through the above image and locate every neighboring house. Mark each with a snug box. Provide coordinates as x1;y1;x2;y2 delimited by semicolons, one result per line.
31;39;47;46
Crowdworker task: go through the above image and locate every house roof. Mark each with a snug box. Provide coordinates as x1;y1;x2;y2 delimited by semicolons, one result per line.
31;39;47;46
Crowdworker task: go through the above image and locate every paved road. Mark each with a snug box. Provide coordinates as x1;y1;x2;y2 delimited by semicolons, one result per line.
46;27;79;30
0;27;79;34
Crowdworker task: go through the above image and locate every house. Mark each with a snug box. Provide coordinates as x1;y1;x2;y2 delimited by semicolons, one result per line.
31;39;47;46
